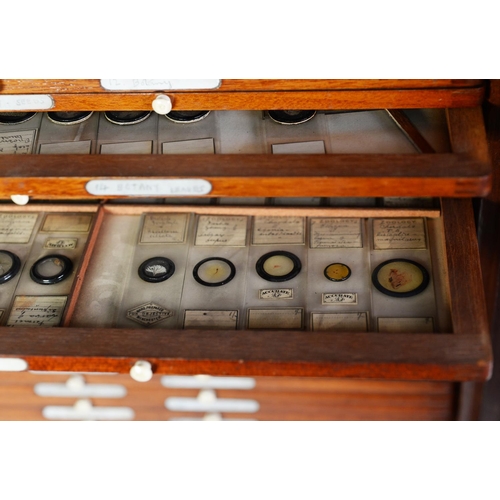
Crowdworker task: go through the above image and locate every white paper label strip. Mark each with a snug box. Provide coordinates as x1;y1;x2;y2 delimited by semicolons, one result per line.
0;95;54;110
39;141;91;155
34;382;127;398
272;140;325;154
322;293;358;305
312;312;368;332
165;397;259;413
43;404;134;421
86;179;212;196
100;79;221;90
259;289;294;300
161;375;256;390
162;138;215;155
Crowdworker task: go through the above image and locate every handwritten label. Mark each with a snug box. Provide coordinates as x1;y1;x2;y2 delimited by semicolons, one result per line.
259;289;294;300
195;215;247;246
0;95;54;110
100;79;221;90
373;218;427;250
0;213;38;243
184;310;238;329
377;317;434;333
86;179;212;197
0;130;36;155
39;140;91;155
44;238;78;249
100;141;153;155
312;312;368;332
322;293;358;305
7;296;67;327
248;308;303;329
140;213;188;244
253;216;305;245
310;218;363;248
41;214;93;233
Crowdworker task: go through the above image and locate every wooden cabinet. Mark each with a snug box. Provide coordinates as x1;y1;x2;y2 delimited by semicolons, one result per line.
0;79;494;419
0;371;456;421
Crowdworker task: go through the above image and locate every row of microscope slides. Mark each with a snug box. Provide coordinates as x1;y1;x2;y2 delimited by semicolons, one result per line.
68;212;445;333
0;210;446;333
0;108;451;156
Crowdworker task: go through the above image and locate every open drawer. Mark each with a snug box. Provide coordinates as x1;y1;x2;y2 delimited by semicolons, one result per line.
0;79;493;384
0;79;486;110
0;90;492;199
0;199;491;381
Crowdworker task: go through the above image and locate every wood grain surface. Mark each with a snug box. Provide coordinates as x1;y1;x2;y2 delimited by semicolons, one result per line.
0;79;484;92
0;80;493;391
0;372;457;421
0;329;491;380
0;80;485;110
0;153;491;199
478;80;500;419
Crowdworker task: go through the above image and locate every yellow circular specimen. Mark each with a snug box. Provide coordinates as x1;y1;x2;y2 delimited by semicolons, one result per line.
263;255;295;277
197;259;232;284
325;263;351;282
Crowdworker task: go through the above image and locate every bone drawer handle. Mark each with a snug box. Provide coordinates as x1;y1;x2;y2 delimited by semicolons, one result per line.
152;95;172;115
130;360;154;382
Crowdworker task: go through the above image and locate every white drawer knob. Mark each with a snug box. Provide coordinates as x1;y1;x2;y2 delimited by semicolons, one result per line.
130;360;153;382
11;195;29;205
152;95;172;115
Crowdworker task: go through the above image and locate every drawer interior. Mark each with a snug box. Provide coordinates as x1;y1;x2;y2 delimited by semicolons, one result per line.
66;205;452;335
0;199;491;381
0;109;451;156
0;108;491;200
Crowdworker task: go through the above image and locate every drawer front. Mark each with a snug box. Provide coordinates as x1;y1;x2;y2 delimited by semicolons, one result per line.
0;372;457;421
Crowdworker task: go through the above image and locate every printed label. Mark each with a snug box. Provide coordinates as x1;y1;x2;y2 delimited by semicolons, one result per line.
259;289;294;300
126;302;174;325
322;293;358;305
44;238;78;249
